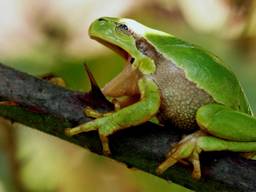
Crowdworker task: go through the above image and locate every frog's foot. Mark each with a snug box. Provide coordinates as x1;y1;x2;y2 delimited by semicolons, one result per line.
156;131;206;180
65;117;114;156
67;78;161;157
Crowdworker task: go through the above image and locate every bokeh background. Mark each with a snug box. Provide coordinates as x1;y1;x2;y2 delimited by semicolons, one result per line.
0;0;256;191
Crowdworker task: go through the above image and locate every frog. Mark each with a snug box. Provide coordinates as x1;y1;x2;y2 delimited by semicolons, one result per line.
65;17;256;179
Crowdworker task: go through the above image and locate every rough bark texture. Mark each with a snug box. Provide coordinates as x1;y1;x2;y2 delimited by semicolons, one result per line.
0;63;256;192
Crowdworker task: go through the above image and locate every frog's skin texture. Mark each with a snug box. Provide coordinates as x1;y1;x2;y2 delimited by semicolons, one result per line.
135;38;214;130
65;17;256;179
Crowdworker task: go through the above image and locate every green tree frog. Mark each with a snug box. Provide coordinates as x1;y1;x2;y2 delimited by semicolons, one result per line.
65;17;256;179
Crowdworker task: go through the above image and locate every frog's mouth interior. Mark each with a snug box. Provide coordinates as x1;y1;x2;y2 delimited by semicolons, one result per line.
91;37;134;63
90;36;140;101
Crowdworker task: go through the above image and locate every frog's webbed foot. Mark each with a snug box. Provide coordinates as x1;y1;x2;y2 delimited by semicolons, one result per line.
156;131;205;180
65;117;114;156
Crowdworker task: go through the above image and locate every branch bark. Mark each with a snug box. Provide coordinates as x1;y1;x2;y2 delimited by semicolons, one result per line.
0;63;256;192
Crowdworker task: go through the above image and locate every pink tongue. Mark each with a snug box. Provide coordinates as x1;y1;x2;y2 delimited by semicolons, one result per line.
102;64;141;97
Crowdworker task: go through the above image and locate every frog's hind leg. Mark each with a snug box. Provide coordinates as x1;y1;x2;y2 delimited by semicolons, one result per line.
157;104;256;179
157;132;256;179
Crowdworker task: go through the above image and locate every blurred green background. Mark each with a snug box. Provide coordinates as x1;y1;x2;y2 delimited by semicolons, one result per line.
0;0;256;191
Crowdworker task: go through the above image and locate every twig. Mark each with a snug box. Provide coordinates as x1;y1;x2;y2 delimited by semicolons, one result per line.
0;63;256;192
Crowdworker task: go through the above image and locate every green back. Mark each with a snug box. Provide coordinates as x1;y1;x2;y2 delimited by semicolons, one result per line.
145;33;251;114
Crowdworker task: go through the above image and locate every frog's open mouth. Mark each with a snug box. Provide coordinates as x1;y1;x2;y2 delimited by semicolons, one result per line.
91;37;134;64
90;36;140;102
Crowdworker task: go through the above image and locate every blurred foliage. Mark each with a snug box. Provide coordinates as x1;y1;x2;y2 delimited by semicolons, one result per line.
0;0;256;191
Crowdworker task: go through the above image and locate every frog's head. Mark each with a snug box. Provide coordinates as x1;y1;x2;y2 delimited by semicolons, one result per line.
89;17;158;97
89;17;159;72
89;17;146;62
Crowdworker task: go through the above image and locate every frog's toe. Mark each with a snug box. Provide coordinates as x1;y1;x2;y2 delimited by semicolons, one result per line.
65;121;99;137
83;106;104;118
99;134;111;156
83;106;113;119
65;128;73;136
156;131;205;180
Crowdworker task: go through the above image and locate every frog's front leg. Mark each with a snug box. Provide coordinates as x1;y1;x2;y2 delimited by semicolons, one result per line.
157;104;256;179
65;77;161;155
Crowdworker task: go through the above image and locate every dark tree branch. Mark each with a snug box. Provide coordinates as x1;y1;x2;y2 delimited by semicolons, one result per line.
0;63;256;192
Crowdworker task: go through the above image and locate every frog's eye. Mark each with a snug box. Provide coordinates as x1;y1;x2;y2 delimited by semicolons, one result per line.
119;24;128;31
98;18;105;21
116;24;131;35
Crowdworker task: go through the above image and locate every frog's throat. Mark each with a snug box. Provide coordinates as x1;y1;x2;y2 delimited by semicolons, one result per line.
102;64;141;97
92;35;158;97
91;36;141;97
